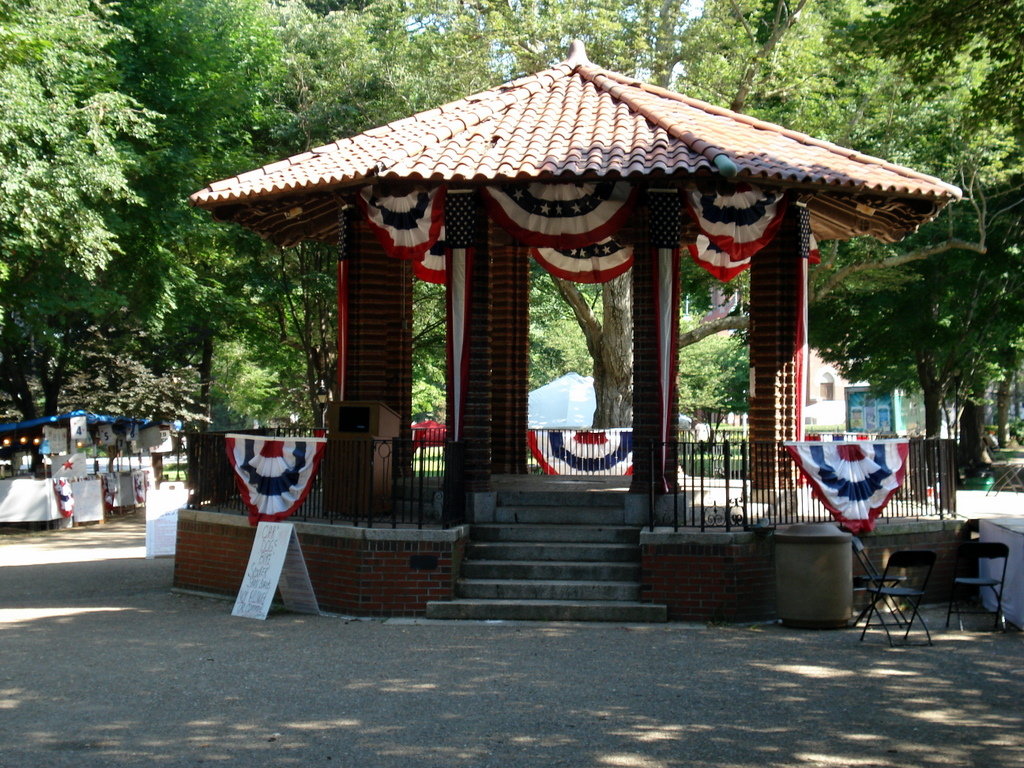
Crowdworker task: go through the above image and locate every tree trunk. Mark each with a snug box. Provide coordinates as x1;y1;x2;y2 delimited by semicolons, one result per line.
592;275;633;428
958;388;991;470
996;375;1012;448
197;335;214;432
916;352;944;437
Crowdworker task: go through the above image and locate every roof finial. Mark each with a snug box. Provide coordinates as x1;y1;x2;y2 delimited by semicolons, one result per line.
565;39;590;68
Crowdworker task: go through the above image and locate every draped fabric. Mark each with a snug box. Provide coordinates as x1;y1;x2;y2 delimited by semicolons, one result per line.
649;189;683;491
794;205;814;441
687;234;750;282
415;230;448;284
784;440;909;533
53;453;87;479
528;429;634;476
684;183;789;283
53;478;74;518
133;469;147;504
445;192;476;441
358;186;445;260
529;238;633;283
225;434;327;525
482;181;637;249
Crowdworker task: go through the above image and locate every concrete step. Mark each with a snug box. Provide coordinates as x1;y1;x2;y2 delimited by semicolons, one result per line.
461;559;640;582
466;541;640;563
496;489;628;509
470;523;639;544
493;505;629;525
457;579;641;601
426;599;667;623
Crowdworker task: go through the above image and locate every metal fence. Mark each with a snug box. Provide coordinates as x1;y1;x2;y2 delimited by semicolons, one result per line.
187;431;465;528
650;437;956;531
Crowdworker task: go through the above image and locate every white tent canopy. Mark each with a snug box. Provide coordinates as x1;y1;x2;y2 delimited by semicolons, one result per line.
528;373;596;428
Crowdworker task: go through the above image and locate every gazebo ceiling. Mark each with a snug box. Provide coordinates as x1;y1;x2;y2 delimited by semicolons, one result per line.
190;42;961;247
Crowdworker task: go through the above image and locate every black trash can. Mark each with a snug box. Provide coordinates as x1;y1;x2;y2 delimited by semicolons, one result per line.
775;523;852;628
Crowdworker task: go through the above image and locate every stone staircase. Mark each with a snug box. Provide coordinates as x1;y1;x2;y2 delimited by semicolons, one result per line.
426;488;667;622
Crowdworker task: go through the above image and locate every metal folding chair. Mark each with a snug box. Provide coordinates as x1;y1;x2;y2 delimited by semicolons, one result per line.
945;541;1009;631
851;537;906;626
859;550;936;646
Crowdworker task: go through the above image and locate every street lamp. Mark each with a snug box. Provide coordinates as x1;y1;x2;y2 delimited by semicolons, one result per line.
316;384;330;430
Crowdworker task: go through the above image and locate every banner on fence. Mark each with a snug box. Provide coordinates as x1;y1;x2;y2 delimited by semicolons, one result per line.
784;440;909;533
225;434;327;525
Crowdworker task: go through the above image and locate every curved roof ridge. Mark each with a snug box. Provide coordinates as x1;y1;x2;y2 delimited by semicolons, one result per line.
588;66;961;198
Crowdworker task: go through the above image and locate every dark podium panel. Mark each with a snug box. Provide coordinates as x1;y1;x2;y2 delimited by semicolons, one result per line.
324;402;400;520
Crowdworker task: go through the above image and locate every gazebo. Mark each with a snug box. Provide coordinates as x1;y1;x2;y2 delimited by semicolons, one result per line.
182;43;963;621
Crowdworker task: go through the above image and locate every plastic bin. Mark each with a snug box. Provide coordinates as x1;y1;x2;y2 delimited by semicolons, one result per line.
775;522;852;628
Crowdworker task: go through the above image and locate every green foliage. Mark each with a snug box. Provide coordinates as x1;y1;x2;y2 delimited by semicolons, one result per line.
677;320;748;424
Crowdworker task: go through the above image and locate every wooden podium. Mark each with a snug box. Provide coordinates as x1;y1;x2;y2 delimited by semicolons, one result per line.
324;402;400;520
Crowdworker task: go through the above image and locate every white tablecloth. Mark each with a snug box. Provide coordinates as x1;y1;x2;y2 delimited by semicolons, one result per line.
979;518;1024;629
0;478;57;522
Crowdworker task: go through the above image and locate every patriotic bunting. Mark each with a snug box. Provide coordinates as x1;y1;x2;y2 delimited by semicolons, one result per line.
358;185;445;260
688;234;751;282
530;238;633;283
685;183;788;261
133;470;147;504
53;478;75;518
414;230;448;284
337;203;352;400
784;440;910;533
528;429;634;476
225;434;327;525
482;182;637;249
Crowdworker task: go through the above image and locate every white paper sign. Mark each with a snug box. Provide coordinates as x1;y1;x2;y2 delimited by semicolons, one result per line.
144;484;187;558
68;415;89;444
232;522;319;620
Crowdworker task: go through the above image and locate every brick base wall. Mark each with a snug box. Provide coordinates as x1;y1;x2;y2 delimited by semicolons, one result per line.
174;510;466;617
642;519;967;623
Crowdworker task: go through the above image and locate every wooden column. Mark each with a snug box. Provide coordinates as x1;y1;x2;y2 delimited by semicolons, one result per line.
748;204;802;490
489;224;529;475
344;217;412;435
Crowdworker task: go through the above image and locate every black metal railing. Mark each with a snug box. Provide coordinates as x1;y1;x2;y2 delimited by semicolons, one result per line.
186;431;465;528
651;437;956;532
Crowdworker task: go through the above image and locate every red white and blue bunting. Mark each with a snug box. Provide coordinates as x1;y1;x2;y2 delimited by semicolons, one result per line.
53;478;75;518
687;234;750;282
685;183;788;264
225;434;327;525
415;231;448;284
528;429;634;476
530;238;633;284
482;182;637;249
784;440;910;534
358;185;445;261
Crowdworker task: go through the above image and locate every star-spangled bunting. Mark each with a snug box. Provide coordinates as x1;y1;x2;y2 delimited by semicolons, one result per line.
358;185;445;260
784;440;909;533
685;182;788;264
528;429;634;476
415;228;448;284
482;182;637;249
530;238;633;283
225;434;327;525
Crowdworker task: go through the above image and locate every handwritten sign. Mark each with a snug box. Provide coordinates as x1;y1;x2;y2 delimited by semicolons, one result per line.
232;522;319;620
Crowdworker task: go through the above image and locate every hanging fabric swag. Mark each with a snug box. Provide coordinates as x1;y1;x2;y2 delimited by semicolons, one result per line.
784;440;909;534
483;181;637;248
415;231;448;284
530;238;633;284
528;429;634;476
685;183;788;279
358;185;445;261
225;434;327;525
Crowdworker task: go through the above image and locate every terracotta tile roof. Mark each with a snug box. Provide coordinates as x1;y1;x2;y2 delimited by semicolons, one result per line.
191;43;960;245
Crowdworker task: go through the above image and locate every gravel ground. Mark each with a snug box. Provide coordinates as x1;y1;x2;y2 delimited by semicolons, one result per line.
1;512;1022;768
